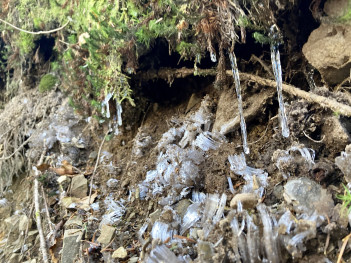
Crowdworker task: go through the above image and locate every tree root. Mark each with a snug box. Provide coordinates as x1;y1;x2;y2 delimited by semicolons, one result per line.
136;67;351;117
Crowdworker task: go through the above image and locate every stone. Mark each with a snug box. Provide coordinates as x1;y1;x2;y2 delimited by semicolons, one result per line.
149;209;161;224
128;256;139;263
213;88;274;135
8;253;20;263
230;193;258;209
27;230;38;243
4;215;20;229
335;144;351;183
70;174;88;198
106;178;119;188
112;247;128;259
186;93;201;113
61;229;82;263
65;215;83;228
97;224;115;244
175;199;191;219
283;177;334;216
322;117;350;158
302;23;351;85
324;0;350;19
18;215;30;232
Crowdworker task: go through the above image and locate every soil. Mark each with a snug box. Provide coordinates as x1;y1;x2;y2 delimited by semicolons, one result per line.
1;2;351;262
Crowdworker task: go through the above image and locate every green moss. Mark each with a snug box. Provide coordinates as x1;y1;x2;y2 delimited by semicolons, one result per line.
18;32;35;55
38;74;58;92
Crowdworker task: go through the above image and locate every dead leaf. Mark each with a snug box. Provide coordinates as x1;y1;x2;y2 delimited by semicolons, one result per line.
36;163;50;173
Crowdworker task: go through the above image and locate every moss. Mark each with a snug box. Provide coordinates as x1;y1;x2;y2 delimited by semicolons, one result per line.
17;32;36;55
38;74;58;92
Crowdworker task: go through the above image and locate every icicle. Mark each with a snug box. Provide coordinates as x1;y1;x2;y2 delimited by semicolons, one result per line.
270;25;289;138
229;52;249;154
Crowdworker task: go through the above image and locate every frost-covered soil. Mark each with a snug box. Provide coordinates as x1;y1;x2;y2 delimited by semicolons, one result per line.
1;79;351;262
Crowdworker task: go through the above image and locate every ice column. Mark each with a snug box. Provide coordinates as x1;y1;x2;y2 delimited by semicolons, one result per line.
270;26;289;137
229;52;249;154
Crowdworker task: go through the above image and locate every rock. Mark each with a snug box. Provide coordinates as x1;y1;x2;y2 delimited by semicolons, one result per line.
27;230;38;243
8;253;20;263
23;260;36;263
324;0;350;19
65;215;83;228
149;209;162;224
106;178;119;188
213;88;274;135
61;229;82;263
175;199;191;219
112;247;128;259
230;193;258;209
4;215;20;229
18;215;30;232
186;93;201;113
322;117;350;158
283;177;334;216
70;174;88;198
128;256;139;263
97;224;115;244
302;23;351;85
335;144;351;183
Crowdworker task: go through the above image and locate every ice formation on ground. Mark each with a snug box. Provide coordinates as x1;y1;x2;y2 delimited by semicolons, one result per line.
135;95;331;262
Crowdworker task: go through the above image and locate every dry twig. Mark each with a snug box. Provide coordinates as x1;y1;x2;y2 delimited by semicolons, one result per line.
337;232;351;263
88;129;109;204
33;147;49;263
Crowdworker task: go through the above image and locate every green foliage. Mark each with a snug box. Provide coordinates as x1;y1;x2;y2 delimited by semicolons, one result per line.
337;184;351;213
38;74;58;92
252;32;271;45
17;32;36;55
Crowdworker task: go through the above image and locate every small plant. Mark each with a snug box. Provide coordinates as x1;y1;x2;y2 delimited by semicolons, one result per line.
38;74;58;92
337;184;351;213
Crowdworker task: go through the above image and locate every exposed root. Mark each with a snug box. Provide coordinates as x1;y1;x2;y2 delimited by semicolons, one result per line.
337;232;351;263
0;18;69;35
136;67;351;117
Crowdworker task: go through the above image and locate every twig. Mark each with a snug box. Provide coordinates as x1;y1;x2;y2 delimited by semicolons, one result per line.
250;54;274;78
136;67;351;117
303;130;325;143
88;129;109;204
337;232;351;263
41;186;54;233
34;147;49;263
0;18;70;35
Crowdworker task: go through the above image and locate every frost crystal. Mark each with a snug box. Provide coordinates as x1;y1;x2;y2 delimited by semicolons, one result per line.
229;52;249;154
270;25;289;138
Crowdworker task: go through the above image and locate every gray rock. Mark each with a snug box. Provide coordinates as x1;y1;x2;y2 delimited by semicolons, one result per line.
97;224;115;244
65;215;83;228
70;174;88;198
106;178;119;188
284;177;334;216
61;229;82;263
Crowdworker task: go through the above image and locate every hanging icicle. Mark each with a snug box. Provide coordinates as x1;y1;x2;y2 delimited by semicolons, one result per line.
229;52;250;154
270;25;289;138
